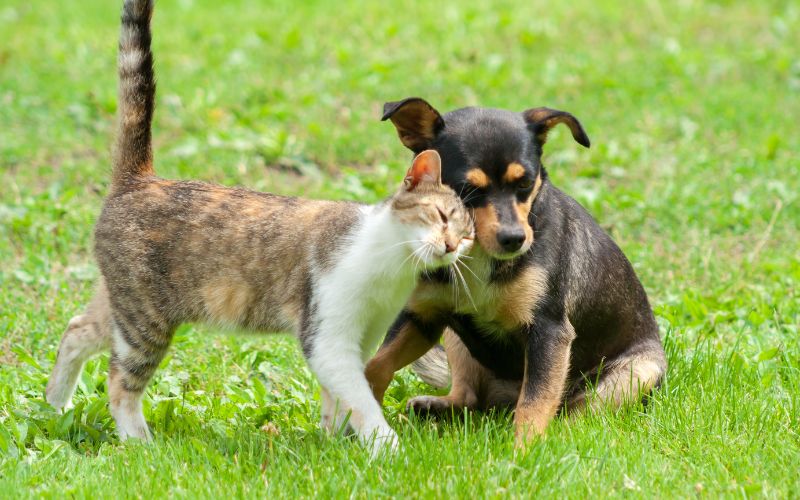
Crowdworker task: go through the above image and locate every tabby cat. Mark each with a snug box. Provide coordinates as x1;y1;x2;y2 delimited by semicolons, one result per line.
45;0;473;455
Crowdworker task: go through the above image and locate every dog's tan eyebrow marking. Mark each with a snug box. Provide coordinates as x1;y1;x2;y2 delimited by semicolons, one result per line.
503;163;527;184
465;168;491;188
532;171;543;197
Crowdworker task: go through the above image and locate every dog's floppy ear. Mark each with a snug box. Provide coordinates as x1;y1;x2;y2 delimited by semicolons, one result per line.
381;97;445;153
523;108;591;148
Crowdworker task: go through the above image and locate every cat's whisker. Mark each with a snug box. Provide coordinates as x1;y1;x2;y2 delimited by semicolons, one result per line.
396;247;420;273
460;187;481;206
449;267;455;303
377;239;427;257
412;245;426;281
396;244;428;278
454;266;460;305
421;244;435;280
457;182;474;201
455;264;477;311
457;258;484;284
452;260;477;311
448;266;459;305
415;243;430;271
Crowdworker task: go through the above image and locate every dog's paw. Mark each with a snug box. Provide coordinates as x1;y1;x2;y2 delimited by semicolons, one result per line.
406;395;454;416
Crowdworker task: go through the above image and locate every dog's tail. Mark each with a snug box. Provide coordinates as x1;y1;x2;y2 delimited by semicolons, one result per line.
410;344;451;389
112;0;156;190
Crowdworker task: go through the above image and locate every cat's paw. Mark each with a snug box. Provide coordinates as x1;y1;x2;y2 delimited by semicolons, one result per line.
118;425;153;442
45;392;72;413
367;427;399;459
45;380;74;412
407;395;454;416
321;411;355;436
113;410;153;442
320;409;336;432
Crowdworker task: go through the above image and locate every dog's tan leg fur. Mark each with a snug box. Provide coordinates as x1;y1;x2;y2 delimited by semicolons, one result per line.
514;321;575;447
566;345;666;414
406;329;484;412
365;321;440;403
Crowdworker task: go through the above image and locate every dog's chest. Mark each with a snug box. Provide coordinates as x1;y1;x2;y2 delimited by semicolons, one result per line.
411;258;549;335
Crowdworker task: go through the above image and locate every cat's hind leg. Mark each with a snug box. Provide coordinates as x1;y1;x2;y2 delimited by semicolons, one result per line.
108;313;174;441
46;285;113;411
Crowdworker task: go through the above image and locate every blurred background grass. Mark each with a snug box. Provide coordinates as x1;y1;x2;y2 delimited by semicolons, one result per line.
1;0;798;496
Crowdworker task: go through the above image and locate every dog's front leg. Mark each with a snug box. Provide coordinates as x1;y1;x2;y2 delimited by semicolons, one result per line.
514;316;576;447
365;313;443;404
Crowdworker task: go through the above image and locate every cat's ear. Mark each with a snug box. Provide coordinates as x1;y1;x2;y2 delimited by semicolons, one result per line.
404;149;442;191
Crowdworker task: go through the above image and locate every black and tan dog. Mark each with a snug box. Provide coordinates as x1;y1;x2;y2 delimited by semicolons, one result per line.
365;98;667;446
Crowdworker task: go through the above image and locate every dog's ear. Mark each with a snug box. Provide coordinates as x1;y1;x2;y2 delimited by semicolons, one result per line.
523;108;590;148
404;150;442;190
382;97;445;153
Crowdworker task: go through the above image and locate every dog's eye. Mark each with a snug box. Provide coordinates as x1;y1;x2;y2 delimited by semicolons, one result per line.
437;206;448;224
518;178;534;190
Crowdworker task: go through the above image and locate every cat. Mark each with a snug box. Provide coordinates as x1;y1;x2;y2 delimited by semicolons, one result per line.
45;0;474;455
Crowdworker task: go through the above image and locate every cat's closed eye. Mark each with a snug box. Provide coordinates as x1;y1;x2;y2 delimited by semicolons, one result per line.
436;206;448;225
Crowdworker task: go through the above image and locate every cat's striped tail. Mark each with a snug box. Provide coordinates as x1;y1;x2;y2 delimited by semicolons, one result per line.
112;0;156;189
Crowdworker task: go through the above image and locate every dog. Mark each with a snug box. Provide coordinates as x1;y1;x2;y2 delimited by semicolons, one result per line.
364;98;667;446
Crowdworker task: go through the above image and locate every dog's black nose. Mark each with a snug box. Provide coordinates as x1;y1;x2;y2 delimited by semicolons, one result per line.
497;229;526;252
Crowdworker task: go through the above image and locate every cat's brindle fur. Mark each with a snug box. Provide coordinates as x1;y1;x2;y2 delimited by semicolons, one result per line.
45;0;474;456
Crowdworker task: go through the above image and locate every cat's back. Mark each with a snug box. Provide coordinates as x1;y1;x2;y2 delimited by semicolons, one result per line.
94;178;365;326
97;178;299;254
96;177;360;249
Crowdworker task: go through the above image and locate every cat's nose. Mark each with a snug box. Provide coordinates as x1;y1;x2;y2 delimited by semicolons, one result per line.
444;240;457;253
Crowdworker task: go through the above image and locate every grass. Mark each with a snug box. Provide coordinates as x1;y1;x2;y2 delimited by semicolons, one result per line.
1;0;799;496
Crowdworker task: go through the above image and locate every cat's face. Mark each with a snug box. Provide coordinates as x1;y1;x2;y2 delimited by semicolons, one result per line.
391;150;474;269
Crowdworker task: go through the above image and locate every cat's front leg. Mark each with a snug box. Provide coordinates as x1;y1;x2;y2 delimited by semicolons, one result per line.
306;326;398;457
320;387;353;436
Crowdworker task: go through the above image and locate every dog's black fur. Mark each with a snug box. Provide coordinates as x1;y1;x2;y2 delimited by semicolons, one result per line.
365;98;666;444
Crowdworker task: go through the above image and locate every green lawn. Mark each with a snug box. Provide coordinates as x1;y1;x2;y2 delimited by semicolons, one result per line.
2;0;799;497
